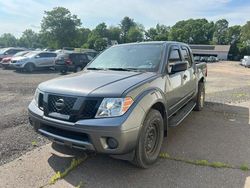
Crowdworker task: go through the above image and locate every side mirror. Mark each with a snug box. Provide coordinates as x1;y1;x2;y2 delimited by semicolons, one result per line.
35;55;40;58
171;61;188;74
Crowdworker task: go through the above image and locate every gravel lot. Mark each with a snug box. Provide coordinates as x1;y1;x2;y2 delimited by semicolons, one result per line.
0;69;59;165
0;61;250;188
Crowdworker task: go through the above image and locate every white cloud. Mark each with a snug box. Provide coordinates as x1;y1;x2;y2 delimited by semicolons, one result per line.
0;0;249;37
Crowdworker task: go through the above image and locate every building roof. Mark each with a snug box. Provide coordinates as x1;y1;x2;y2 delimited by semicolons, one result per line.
189;44;230;53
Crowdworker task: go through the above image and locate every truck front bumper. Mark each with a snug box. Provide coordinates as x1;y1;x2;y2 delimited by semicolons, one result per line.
28;100;145;154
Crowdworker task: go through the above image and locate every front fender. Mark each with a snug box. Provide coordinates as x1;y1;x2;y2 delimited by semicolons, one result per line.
134;87;168;127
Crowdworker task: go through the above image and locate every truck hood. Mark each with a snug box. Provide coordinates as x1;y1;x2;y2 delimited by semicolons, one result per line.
39;70;157;97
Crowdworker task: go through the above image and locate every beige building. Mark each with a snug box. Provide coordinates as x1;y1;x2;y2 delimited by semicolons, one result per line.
189;44;230;60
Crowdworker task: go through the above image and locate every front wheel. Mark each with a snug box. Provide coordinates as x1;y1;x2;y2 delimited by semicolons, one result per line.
25;63;35;73
194;82;205;111
131;109;164;168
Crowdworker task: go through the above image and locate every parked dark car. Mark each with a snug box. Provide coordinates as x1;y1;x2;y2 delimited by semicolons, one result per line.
55;52;97;73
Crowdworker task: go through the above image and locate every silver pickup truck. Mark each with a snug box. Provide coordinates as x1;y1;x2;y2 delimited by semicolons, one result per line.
28;41;207;168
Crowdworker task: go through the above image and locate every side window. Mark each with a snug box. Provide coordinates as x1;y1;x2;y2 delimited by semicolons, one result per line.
168;48;182;73
6;49;14;54
38;53;46;58
49;53;57;57
87;55;94;61
80;54;88;61
181;46;192;67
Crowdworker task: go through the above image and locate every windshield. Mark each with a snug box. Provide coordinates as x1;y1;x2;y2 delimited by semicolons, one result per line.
13;51;28;57
87;44;163;72
0;48;7;54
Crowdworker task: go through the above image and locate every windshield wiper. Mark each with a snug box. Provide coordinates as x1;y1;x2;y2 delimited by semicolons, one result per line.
87;67;105;70
107;68;141;72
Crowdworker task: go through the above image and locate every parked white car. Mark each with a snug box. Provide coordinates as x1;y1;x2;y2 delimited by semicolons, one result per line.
240;56;250;67
10;51;57;72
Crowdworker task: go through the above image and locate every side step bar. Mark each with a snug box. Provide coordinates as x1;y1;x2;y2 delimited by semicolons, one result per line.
168;101;196;127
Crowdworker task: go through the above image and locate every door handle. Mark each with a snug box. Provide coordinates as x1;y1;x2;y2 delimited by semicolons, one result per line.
183;74;187;80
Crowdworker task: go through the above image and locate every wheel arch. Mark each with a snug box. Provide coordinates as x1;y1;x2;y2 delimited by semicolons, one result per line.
134;88;168;131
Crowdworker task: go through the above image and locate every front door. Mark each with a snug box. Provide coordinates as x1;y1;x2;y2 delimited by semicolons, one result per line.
164;45;187;115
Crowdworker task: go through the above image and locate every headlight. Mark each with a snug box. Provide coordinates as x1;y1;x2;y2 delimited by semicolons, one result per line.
17;59;27;63
95;97;134;118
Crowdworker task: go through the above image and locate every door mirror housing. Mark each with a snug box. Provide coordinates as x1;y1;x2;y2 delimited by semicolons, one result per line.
171;61;188;74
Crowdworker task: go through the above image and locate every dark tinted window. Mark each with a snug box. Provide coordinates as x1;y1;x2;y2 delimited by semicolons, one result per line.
49;53;57;57
87;55;94;60
168;49;181;64
6;49;23;55
168;48;182;73
181;46;192;67
39;53;56;58
80;54;87;60
38;53;49;58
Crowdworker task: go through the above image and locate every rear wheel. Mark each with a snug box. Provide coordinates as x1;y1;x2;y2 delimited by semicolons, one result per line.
60;69;67;74
25;63;35;73
194;82;205;111
131;109;164;168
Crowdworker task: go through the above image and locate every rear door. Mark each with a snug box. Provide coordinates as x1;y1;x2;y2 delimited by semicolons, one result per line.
47;53;57;66
80;54;90;67
181;46;196;98
35;53;52;67
164;45;187;115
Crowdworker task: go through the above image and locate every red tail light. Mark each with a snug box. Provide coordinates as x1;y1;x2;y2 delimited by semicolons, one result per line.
65;59;72;65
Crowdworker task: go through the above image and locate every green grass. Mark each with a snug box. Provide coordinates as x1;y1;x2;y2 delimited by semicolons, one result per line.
49;154;88;185
31;141;38;147
240;164;249;171
159;152;249;171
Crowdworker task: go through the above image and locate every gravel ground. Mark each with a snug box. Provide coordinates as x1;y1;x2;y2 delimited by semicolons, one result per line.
0;69;60;165
0;61;249;166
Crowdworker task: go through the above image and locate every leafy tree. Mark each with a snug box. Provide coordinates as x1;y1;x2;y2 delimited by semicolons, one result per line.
127;27;143;42
226;25;241;58
94;23;108;37
238;21;250;55
94;38;108;51
41;7;81;48
18;29;41;48
75;28;91;47
213;19;229;44
146;24;170;41
170;19;214;44
120;17;136;42
107;26;121;43
0;33;17;47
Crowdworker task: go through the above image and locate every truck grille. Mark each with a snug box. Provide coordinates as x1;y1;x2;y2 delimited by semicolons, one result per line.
45;94;102;122
80;100;99;119
48;95;77;115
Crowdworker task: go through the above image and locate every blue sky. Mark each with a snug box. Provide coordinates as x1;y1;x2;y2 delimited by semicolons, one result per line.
0;0;249;37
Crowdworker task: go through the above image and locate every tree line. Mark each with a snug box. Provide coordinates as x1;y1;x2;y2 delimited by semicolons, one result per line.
0;7;250;59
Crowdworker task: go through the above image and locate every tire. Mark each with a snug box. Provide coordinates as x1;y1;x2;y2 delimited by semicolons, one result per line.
60;69;67;74
25;63;35;73
131;109;164;168
194;82;205;111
